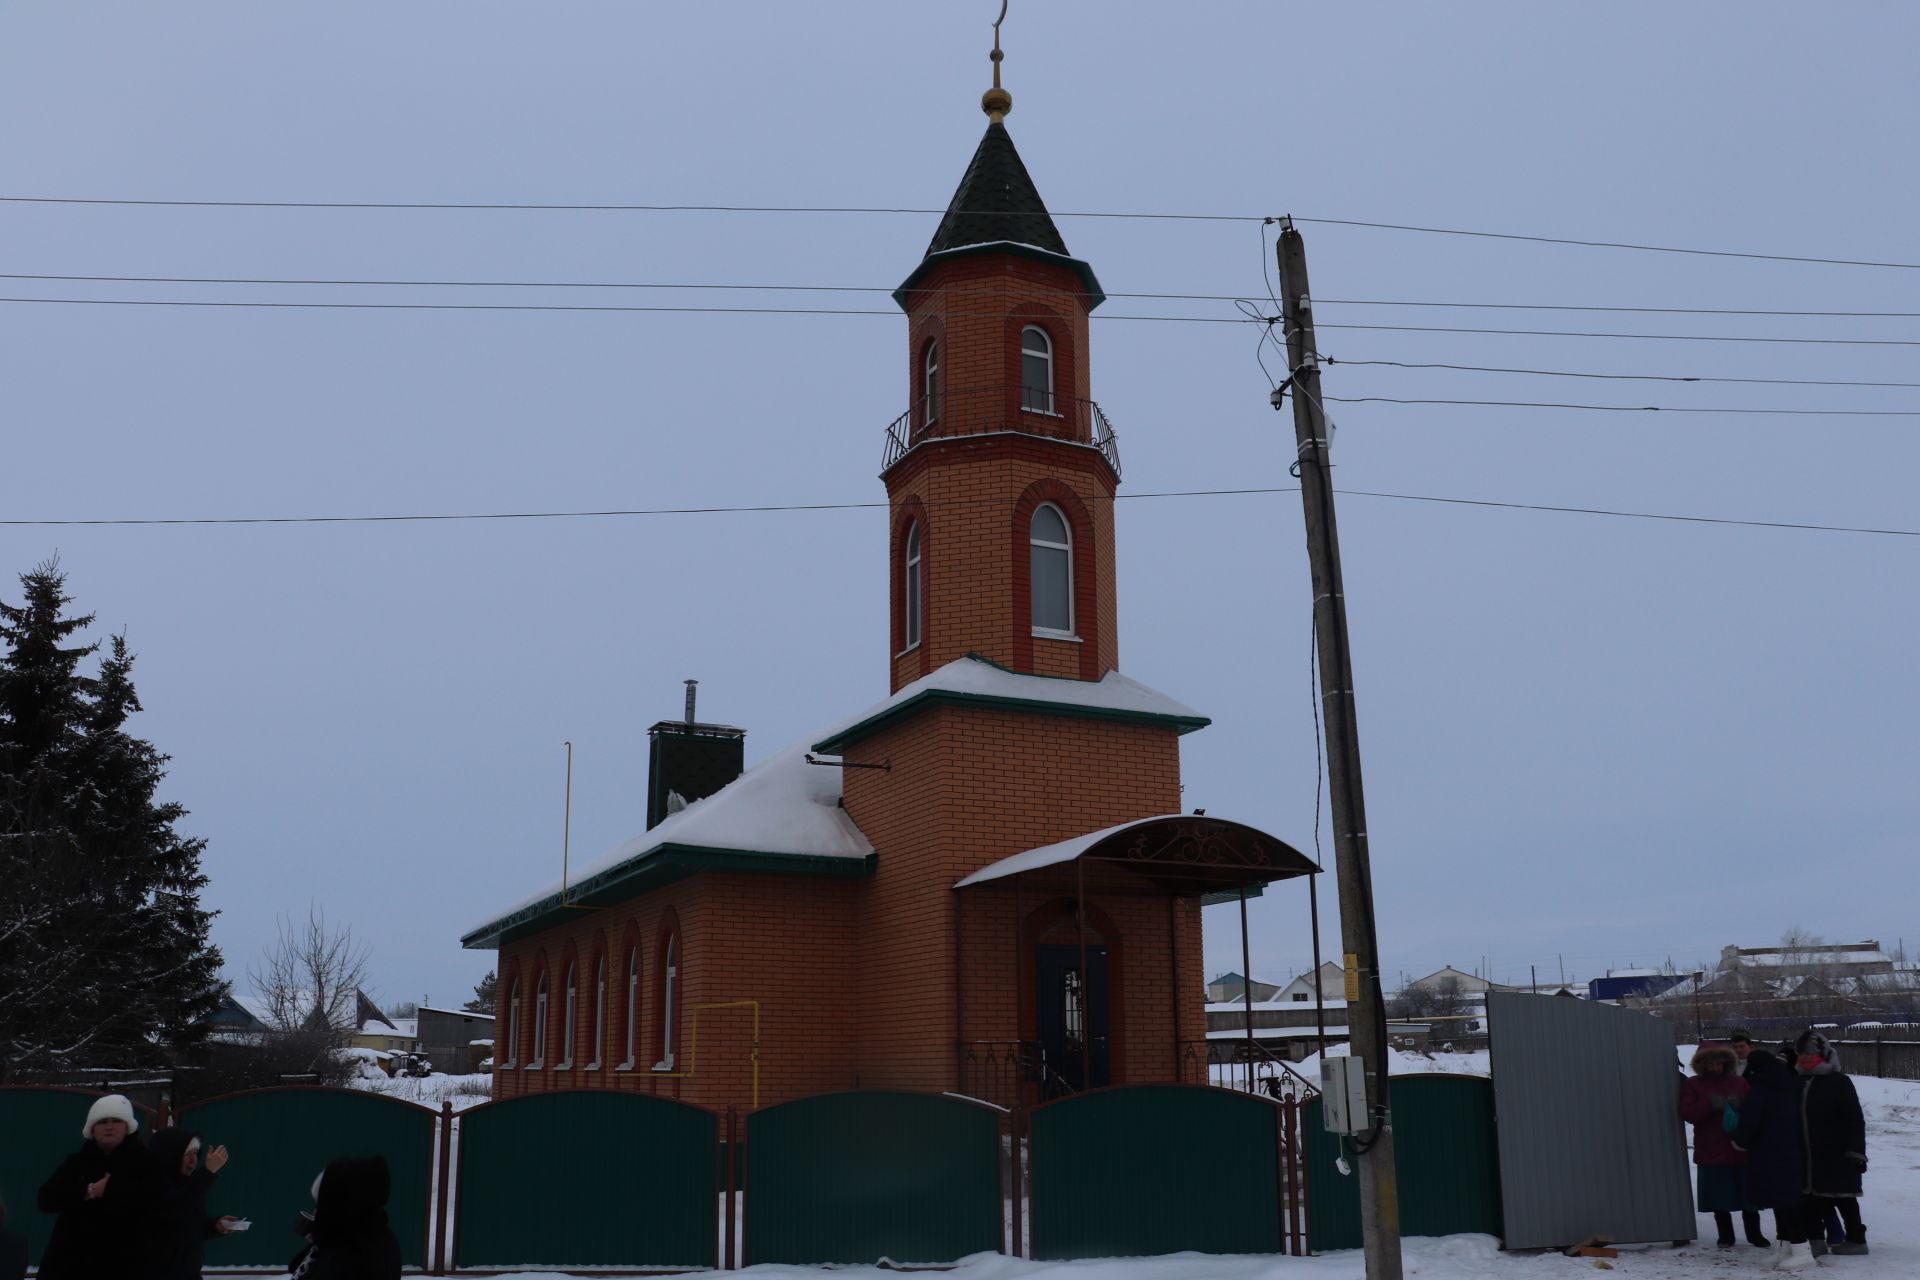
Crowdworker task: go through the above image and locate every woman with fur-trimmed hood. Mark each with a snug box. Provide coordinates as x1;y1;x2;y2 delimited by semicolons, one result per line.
1793;1029;1868;1255
1678;1043;1767;1249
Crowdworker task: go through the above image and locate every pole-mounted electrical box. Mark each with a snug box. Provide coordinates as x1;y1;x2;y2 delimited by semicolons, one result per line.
1319;1055;1371;1135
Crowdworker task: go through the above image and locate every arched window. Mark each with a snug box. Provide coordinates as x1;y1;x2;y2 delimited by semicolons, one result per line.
531;973;549;1068
923;341;940;427
903;522;923;650
656;931;680;1071
1030;503;1074;635
588;957;606;1071
1021;325;1054;414
558;963;576;1069
619;947;638;1070
504;980;521;1069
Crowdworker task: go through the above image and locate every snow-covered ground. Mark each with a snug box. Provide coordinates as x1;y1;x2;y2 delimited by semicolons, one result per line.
346;1068;492;1111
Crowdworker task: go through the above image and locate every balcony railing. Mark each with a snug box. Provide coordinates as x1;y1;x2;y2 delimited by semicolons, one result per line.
883;384;1121;478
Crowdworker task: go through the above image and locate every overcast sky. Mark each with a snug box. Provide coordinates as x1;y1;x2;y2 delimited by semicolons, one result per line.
2;3;1915;1010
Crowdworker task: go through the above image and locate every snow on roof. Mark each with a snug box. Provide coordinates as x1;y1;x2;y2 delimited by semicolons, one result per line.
471;736;873;935
1207;1026;1346;1041
954;816;1170;888
1205;999;1351;1013
1735;948;1890;967
814;654;1206;755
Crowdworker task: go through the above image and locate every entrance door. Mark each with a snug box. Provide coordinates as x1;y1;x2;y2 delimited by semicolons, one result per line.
1034;944;1110;1093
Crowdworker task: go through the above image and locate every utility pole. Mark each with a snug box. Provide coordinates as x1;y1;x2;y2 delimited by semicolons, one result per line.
1274;217;1404;1280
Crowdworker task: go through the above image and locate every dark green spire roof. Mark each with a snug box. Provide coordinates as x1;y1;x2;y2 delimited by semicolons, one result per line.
925;121;1070;257
894;121;1105;311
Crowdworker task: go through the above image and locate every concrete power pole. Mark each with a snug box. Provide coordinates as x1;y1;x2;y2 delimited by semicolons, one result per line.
1274;217;1404;1280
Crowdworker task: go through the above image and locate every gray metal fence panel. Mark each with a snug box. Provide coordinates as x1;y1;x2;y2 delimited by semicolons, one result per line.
1487;991;1695;1249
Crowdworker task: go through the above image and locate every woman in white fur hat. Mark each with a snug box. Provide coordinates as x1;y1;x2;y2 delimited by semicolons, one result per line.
35;1094;164;1280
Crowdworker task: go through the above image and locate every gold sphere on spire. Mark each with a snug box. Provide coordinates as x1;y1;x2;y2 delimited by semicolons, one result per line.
982;85;1012;122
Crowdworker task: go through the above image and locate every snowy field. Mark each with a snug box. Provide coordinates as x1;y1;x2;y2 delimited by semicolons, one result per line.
342;1055;1918;1278
346;1067;493;1110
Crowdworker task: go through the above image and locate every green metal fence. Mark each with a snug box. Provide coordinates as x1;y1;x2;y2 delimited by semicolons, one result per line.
1028;1084;1290;1260
743;1090;1003;1266
180;1087;437;1270
1304;1073;1502;1251
453;1090;716;1271
0;1087;158;1270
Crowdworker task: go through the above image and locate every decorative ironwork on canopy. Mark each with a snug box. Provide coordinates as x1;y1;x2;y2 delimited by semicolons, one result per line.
955;814;1318;897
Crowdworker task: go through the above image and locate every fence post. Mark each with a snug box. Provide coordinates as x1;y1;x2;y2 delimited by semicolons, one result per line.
1009;1103;1026;1259
724;1105;737;1271
434;1100;453;1275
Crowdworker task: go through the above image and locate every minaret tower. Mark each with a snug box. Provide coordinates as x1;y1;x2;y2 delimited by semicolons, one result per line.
883;26;1119;691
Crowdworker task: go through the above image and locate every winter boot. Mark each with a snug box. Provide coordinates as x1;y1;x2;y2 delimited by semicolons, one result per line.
1774;1240;1817;1271
1831;1236;1868;1256
1744;1211;1771;1248
1808;1237;1829;1258
1712;1211;1736;1248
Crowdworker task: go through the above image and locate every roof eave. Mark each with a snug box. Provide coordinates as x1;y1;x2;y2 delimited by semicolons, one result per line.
811;687;1209;757
461;843;877;950
893;242;1107;312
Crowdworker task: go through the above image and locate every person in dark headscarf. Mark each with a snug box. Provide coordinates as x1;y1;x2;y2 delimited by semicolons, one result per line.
288;1157;401;1280
1731;1048;1815;1268
1793;1029;1868;1256
147;1129;240;1279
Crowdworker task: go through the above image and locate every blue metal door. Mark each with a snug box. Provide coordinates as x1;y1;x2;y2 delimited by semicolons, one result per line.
1035;944;1109;1091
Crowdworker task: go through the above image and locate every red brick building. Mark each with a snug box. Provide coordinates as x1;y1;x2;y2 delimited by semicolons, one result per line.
463;101;1314;1114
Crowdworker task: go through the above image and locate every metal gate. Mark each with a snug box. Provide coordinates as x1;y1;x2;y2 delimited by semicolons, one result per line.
1487;991;1695;1248
0;1087;160;1268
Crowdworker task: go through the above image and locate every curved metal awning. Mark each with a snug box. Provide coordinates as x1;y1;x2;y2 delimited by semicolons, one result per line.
955;814;1319;897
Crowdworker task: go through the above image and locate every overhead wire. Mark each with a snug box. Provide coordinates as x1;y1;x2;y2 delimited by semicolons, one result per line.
1321;359;1920;391
1323;396;1920;417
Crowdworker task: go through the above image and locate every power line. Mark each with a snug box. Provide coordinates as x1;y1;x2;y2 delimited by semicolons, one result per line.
4;193;1916;270
3;486;1912;539
5;294;1918;351
1323;358;1920;391
7;271;1918;319
1324;396;1920;417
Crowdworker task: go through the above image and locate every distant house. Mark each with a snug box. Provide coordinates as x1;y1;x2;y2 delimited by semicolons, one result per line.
1273;962;1347;1005
1205;971;1281;1004
1719;940;1894;981
1588;968;1688;1004
1402;966;1514;996
416;1006;496;1074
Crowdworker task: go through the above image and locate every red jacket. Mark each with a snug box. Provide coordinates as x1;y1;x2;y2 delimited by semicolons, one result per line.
1680;1070;1750;1166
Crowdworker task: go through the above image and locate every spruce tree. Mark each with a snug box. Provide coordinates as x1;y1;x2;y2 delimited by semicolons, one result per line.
0;560;225;1078
464;970;497;1014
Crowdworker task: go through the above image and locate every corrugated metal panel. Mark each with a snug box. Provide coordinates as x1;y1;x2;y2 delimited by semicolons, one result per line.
743;1091;1002;1265
1487;991;1695;1249
1305;1075;1501;1250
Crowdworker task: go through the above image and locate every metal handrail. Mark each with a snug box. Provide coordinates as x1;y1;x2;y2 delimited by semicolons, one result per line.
883;384;1121;478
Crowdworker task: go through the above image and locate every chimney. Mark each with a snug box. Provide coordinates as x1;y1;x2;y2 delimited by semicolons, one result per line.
645;680;746;829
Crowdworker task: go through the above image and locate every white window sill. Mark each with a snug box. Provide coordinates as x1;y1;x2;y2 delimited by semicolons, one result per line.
1022;405;1063;419
500;1062;517;1071
525;1062;543;1071
614;1060;636;1072
555;1060;572;1071
584;1061;600;1072
1032;629;1082;643
895;641;921;659
652;1058;676;1073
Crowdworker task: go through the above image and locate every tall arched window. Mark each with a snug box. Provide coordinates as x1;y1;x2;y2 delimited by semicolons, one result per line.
619;947;638;1070
588;957;606;1071
558;963;576;1069
656;932;680;1071
1030;503;1074;635
923;341;940;427
1021;325;1054;414
531;973;549;1068
504;980;521;1069
903;522;923;650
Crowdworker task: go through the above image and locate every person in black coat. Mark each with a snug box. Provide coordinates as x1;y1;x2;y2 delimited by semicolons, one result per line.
1793;1029;1869;1255
35;1094;165;1280
288;1156;402;1280
148;1128;242;1280
0;1195;30;1280
1730;1050;1811;1251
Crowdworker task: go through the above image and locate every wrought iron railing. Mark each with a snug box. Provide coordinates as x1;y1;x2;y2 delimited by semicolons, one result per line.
883;384;1121;477
959;1038;1087;1109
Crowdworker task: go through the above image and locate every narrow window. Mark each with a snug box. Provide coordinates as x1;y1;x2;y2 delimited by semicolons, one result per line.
530;974;548;1068
1063;968;1086;1049
1021;326;1054;414
619;948;638;1070
589;958;606;1070
557;963;576;1069
1030;503;1074;634
923;341;940;426
903;523;922;650
504;981;520;1068
656;932;679;1070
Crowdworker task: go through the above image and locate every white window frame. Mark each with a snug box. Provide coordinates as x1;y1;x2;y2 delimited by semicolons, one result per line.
503;982;520;1068
556;963;576;1070
654;933;679;1071
587;958;606;1071
1020;325;1057;416
529;973;548;1069
903;522;922;651
923;341;940;426
617;948;637;1071
1029;502;1076;638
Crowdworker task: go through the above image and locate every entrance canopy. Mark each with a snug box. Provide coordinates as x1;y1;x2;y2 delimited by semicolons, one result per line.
955;815;1318;897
